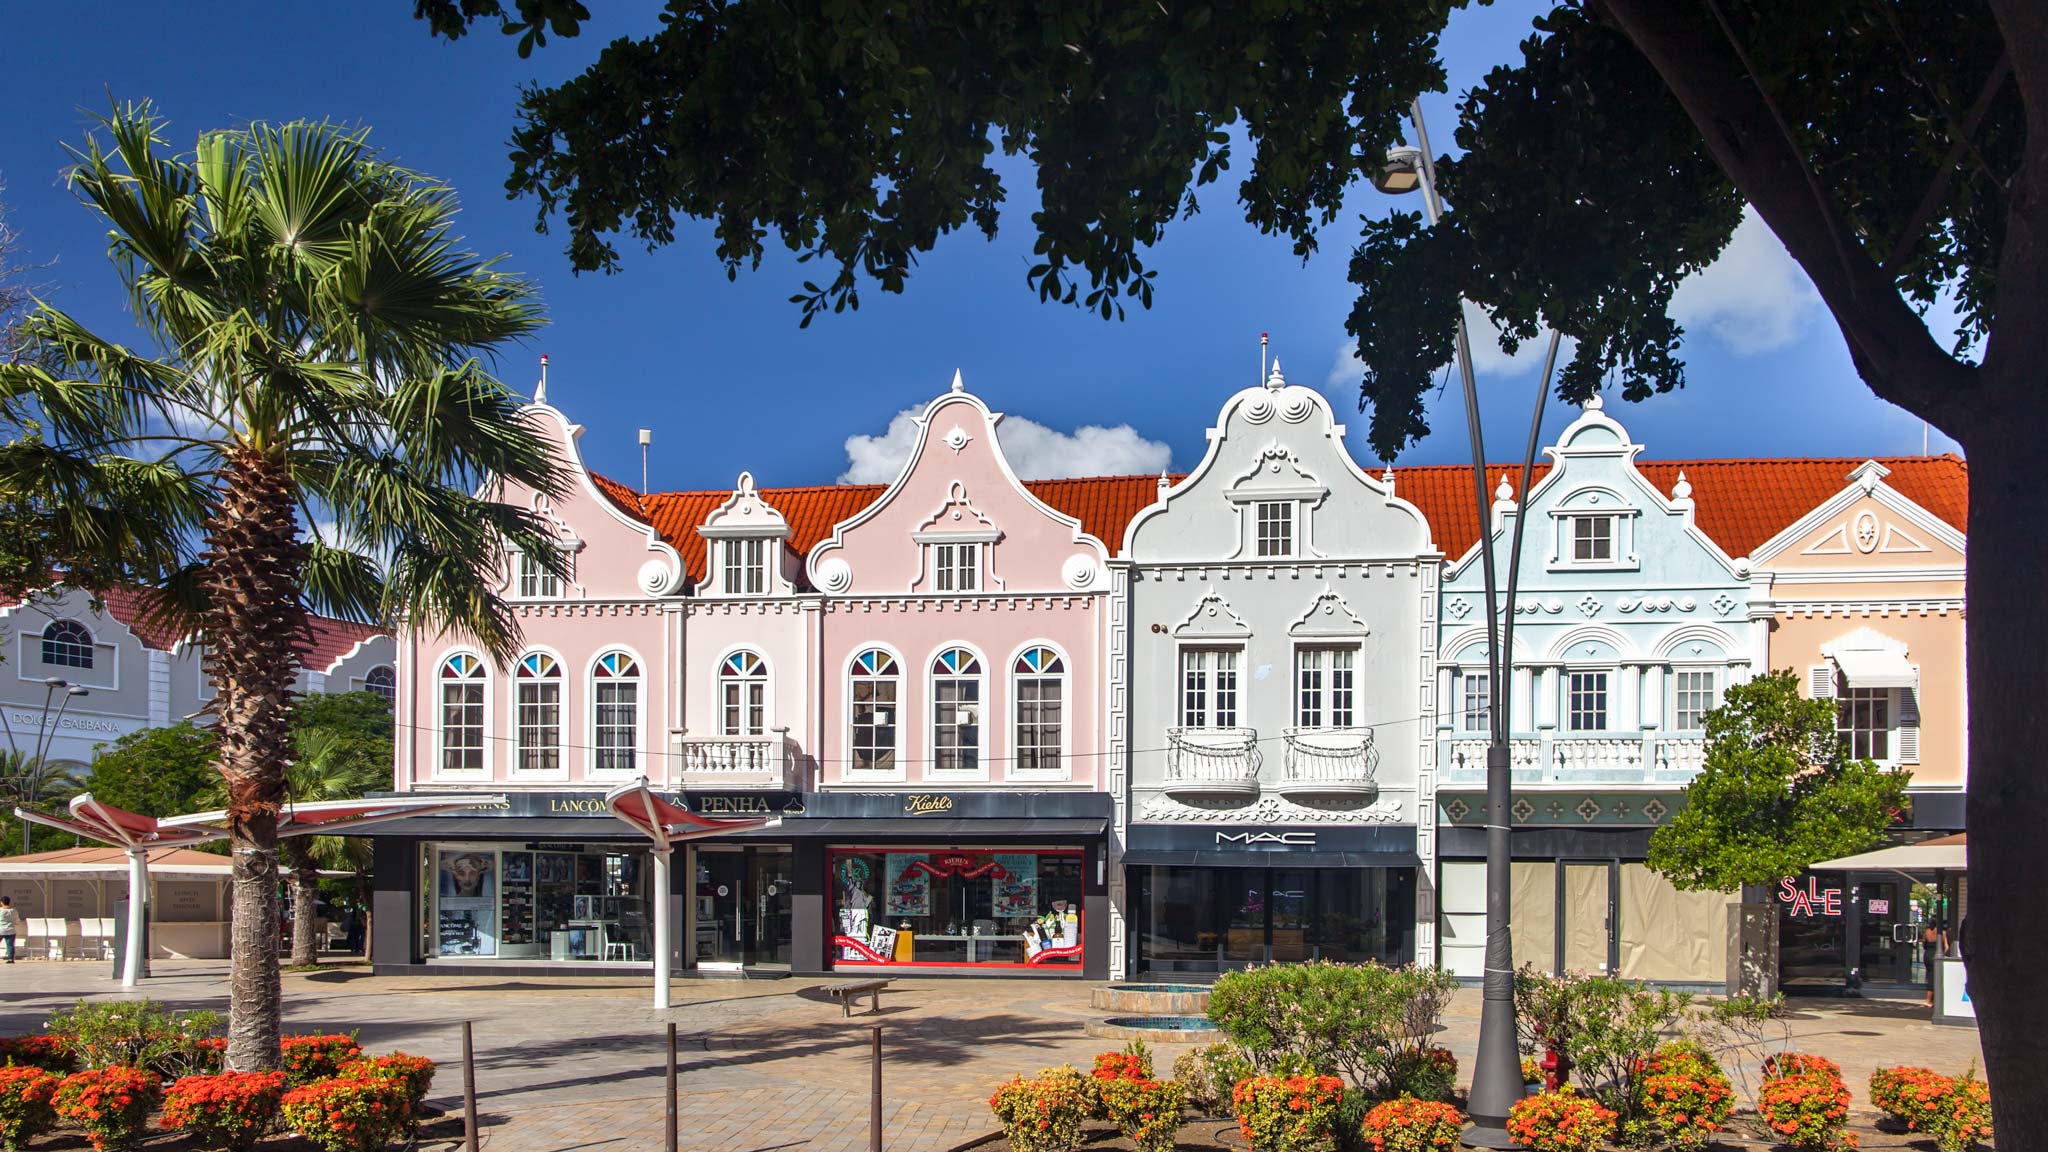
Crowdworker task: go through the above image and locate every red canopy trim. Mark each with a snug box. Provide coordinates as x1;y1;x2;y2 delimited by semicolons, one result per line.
157;795;512;838
603;778;779;849
12;794;224;850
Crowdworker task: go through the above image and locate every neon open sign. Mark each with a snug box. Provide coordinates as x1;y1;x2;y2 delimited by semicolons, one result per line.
1778;877;1843;917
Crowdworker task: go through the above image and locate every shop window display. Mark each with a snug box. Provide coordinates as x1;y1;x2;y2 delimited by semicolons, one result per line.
429;843;649;962
831;848;1083;968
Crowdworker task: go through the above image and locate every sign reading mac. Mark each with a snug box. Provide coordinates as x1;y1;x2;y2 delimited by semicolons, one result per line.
1216;830;1316;847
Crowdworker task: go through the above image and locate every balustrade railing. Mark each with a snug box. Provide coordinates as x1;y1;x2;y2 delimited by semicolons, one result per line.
1279;727;1377;794
1164;727;1262;795
676;735;795;789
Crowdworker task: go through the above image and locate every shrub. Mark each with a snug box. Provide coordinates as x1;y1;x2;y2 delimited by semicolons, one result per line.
0;1066;59;1152
1211;962;1458;1089
1511;969;1690;1134
1636;1067;1733;1151
51;1066;160;1152
1506;1088;1618;1152
1757;1071;1856;1152
1232;1074;1345;1152
1520;1057;1545;1086
1926;1067;1992;1152
340;1053;436;1127
1359;1097;1462;1152
1384;1047;1457;1103
1762;1053;1842;1083
1096;1075;1186;1152
989;1067;1091;1152
1172;1044;1253;1115
0;1036;73;1075
279;1033;365;1087
281;1076;411;1152
160;1071;287;1152
1869;1066;1946;1131
42;1001;220;1075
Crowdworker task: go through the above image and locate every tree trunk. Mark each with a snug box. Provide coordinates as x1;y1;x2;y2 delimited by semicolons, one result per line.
1960;412;2048;1143
289;839;319;969
202;447;308;1074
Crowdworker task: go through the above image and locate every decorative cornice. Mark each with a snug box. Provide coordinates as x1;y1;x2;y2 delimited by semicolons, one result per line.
1136;794;1409;824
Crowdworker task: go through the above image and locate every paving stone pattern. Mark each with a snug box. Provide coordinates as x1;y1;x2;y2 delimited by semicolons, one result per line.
0;961;1992;1152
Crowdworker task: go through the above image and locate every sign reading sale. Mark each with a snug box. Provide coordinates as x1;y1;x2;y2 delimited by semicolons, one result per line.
1778;876;1843;916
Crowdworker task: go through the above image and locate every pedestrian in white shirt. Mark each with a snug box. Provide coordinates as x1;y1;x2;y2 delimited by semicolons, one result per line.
0;896;18;963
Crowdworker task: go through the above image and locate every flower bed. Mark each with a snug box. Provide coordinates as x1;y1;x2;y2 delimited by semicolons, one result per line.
1758;1070;1856;1151
1359;1097;1461;1152
1637;1065;1733;1151
990;1067;1091;1152
161;1071;288;1152
280;1034;365;1087
0;1036;74;1075
1506;1088;1617;1152
1096;1074;1185;1152
1231;1074;1344;1152
281;1074;411;1152
52;1066;160;1152
0;1066;59;1152
341;1053;437;1128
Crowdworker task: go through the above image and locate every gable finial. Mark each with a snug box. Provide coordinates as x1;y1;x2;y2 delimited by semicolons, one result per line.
1582;391;1603;412
1265;356;1286;391
1158;469;1172;495
1671;470;1693;502
1381;464;1396;493
950;368;965;393
535;353;549;405
1495;472;1514;503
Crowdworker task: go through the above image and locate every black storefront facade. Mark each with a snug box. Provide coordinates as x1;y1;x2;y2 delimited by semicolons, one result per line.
1124;824;1419;977
366;789;1111;979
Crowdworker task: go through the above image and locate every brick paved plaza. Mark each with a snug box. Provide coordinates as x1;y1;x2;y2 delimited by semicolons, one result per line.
0;961;1992;1152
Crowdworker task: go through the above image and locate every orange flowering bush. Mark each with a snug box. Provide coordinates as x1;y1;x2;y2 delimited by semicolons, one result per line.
1359;1097;1462;1152
279;1034;365;1087
1762;1053;1843;1083
280;1075;410;1152
160;1071;287;1152
1096;1074;1186;1152
1636;1066;1733;1151
340;1053;437;1129
1869;1066;1946;1131
0;1036;74;1075
1926;1067;1992;1152
1231;1074;1344;1152
1506;1087;1616;1152
0;1066;59;1152
51;1066;160;1152
989;1067;1090;1152
1091;1049;1151;1082
1758;1071;1857;1152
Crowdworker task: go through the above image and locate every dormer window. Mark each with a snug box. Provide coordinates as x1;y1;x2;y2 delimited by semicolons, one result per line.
721;538;768;595
933;542;980;592
516;549;561;598
1255;502;1294;558
1571;515;1614;563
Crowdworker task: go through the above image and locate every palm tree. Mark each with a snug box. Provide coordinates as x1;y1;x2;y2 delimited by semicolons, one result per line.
0;750;85;853
279;729;385;968
0;104;566;1070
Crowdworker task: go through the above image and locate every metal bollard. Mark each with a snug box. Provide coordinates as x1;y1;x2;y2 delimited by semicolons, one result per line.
666;1022;679;1152
462;1020;479;1152
870;1024;883;1152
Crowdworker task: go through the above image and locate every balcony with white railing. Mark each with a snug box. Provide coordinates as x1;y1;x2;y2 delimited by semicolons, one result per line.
1441;733;1705;785
1278;727;1378;799
675;733;798;790
1164;727;1262;798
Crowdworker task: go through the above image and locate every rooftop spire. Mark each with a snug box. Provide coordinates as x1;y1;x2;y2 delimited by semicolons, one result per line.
535;353;549;405
1265;356;1287;391
950;368;965;393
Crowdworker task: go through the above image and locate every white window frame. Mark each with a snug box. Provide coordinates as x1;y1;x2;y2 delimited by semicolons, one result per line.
1669;667;1721;733
1294;645;1356;730
926;644;987;778
847;646;904;779
1461;668;1493;734
1837;685;1892;762
515;549;562;599
718;649;770;737
435;651;491;778
360;665;397;704
1009;643;1069;779
721;538;768;596
586;649;645;780
931;541;981;593
1178;647;1243;730
510;651;566;779
40;620;95;669
1570;515;1615;563
1566;668;1611;733
1254;501;1295;558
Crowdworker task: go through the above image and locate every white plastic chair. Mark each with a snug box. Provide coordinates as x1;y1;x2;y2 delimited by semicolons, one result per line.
25;918;60;960
76;918;113;960
602;924;637;962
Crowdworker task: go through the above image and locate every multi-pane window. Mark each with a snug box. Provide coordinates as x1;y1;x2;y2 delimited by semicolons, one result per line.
933;542;979;592
1014;646;1065;773
592;651;640;774
1179;649;1241;728
439;653;487;773
1295;648;1356;729
721;538;767;595
516;549;561;598
1571;516;1614;562
1567;670;1609;732
1255;502;1294;557
1672;669;1720;732
363;665;396;705
1462;671;1492;733
40;620;93;669
849;648;899;772
720;650;767;736
514;652;562;774
931;647;983;772
1838;688;1890;760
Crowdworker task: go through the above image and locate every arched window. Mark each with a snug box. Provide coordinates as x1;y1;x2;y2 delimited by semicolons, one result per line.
1013;646;1065;774
720;650;768;737
515;653;563;774
848;649;899;773
930;647;983;773
41;620;93;669
363;665;396;705
591;651;641;774
439;653;487;773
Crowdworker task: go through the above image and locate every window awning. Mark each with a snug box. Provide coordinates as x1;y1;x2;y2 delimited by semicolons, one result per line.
1831;648;1917;689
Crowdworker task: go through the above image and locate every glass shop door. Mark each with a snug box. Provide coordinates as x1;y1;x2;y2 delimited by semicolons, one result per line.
696;849;746;969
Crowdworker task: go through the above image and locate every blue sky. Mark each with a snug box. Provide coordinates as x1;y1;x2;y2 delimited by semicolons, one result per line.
0;1;1960;494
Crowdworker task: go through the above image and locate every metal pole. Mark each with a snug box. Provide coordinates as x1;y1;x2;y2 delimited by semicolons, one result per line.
869;1024;883;1152
653;846;673;1010
462;1021;479;1152
665;1021;679;1152
121;848;147;987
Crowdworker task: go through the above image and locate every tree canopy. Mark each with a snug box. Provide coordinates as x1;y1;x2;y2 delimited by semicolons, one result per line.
1647;670;1911;891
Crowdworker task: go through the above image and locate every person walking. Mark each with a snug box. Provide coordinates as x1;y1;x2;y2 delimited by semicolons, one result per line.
0;896;18;963
1921;919;1947;1007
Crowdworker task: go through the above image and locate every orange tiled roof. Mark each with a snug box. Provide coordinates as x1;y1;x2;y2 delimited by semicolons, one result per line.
35;587;386;667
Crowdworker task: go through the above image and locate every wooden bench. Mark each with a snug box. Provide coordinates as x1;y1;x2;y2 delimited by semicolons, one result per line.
822;978;893;1018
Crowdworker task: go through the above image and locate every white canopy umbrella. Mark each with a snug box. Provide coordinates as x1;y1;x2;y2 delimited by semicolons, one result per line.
1807;833;1966;872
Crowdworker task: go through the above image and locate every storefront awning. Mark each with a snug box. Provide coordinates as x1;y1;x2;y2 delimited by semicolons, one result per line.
1831;647;1917;689
785;817;1106;839
1122;848;1420;869
1809;833;1965;872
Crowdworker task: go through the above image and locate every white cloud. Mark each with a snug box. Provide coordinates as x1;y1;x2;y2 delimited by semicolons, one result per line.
1670;205;1824;355
1325;302;1573;392
838;407;1171;484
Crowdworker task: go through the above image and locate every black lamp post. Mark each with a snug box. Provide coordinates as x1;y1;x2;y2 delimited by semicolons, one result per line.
1374;99;1562;1148
5;676;90;855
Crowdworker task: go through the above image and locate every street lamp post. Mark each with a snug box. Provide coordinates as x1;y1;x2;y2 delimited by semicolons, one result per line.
6;677;90;856
1374;99;1562;1147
